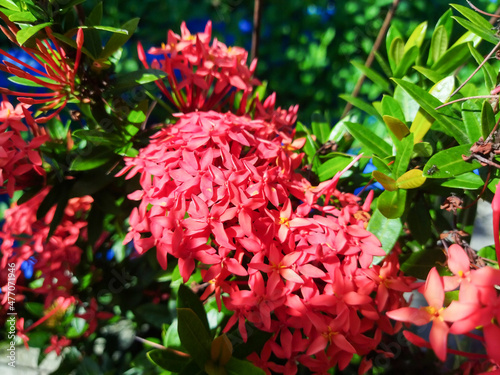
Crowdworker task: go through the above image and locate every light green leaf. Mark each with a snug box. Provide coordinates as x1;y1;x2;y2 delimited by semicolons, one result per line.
452;16;499;45
405;21;427;52
311;112;331;144
432;42;471;76
393;133;414;178
377;189;407;219
381;95;406;123
451;4;499;44
318;157;352;182
366;209;403;264
413;66;445;84
468;44;496;90
394;46;419;78
428;25;448;66
16;22;52;45
440;172;484;189
100;18;140;59
481;100;495;140
0;0;19;11
462;100;482;144
389;37;404;74
9;12;37;22
339;94;382;121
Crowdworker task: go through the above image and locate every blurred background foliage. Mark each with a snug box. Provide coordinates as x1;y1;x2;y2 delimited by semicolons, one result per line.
77;0;500;123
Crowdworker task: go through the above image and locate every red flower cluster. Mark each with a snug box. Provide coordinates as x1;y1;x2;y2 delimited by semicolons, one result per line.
138;21;260;113
0;14;84;122
118;108;415;373
0;99;47;196
388;244;500;369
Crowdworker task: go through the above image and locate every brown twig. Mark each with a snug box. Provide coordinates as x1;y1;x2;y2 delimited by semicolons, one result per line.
435;95;499;109
251;0;263;62
341;0;400;119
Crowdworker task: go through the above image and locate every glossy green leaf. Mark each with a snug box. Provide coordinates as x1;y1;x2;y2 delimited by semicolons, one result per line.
81;25;128;34
394;46;419;78
478;245;497;262
394;84;419;122
381;95;406;122
452;16;499;45
401;247;446;279
432;42;471;76
451;4;499;44
423;144;481;178
413;66;444;84
177;284;210;334
344;122;392;158
147;349;191;372
177;308;211;370
393;133;414;178
371;155;392;176
388;37;404;74
396;169;426;189
386;24;403;59
383;115;409;141
394;78;469;145
71;129;121;144
468;44;496;90
9;12;36;22
111;69;167;91
100;18;140;59
462;100;482;144
428;25;448;66
351;60;390;93
366;209;402;264
70;147;115;171
372;170;397;191
25;302;44;317
412;142;433;158
311;112;331;144
377;189;407;219
318;157;352;182
481;101;495;140
16;22;52;45
226;357;266;375
405;21;427;52
0;0;19;11
339;94;382;121
435;9;454;39
440;172;484;189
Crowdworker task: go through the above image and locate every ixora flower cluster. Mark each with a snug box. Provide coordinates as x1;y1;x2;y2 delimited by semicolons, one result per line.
388;244;500;373
118;23;416;374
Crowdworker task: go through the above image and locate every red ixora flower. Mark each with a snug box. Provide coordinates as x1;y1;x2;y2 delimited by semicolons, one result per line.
0;15;84;122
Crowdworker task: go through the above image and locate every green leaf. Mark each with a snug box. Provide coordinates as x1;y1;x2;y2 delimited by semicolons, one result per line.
111;69;167;91
16;22;52;45
412;142;433;158
381;95;406;122
338;94;382;121
440;172;484;189
372;170;397;191
481;101;495;140
100;18;140;59
366;209;402;264
393;133;414;178
318;156;352;182
405;21;427;52
451;4;499;45
9;12;37;22
468;44;496;90
386;24;403;59
413;66;445;84
311;112;331;144
452;16;499;45
371;155;392;176
407;197;433;245
432;42;471;76
462;100;482;144
25;302;44;317
177;284;210;334
394;46;419;78
127;100;148;124
423;144;481;178
147;349;191;372
71;129;121;145
177;308;211;370
225;357;265;375
401;247;446;279
377;189;407;219
428;25;448;66
0;0;19;11
478;245;497;262
70;147;115;171
394;78;469;145
351;61;390;93
436;9;454;40
396;169;426;189
81;25;128;34
388;37;404;74
394;84;419;122
344;122;392;158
